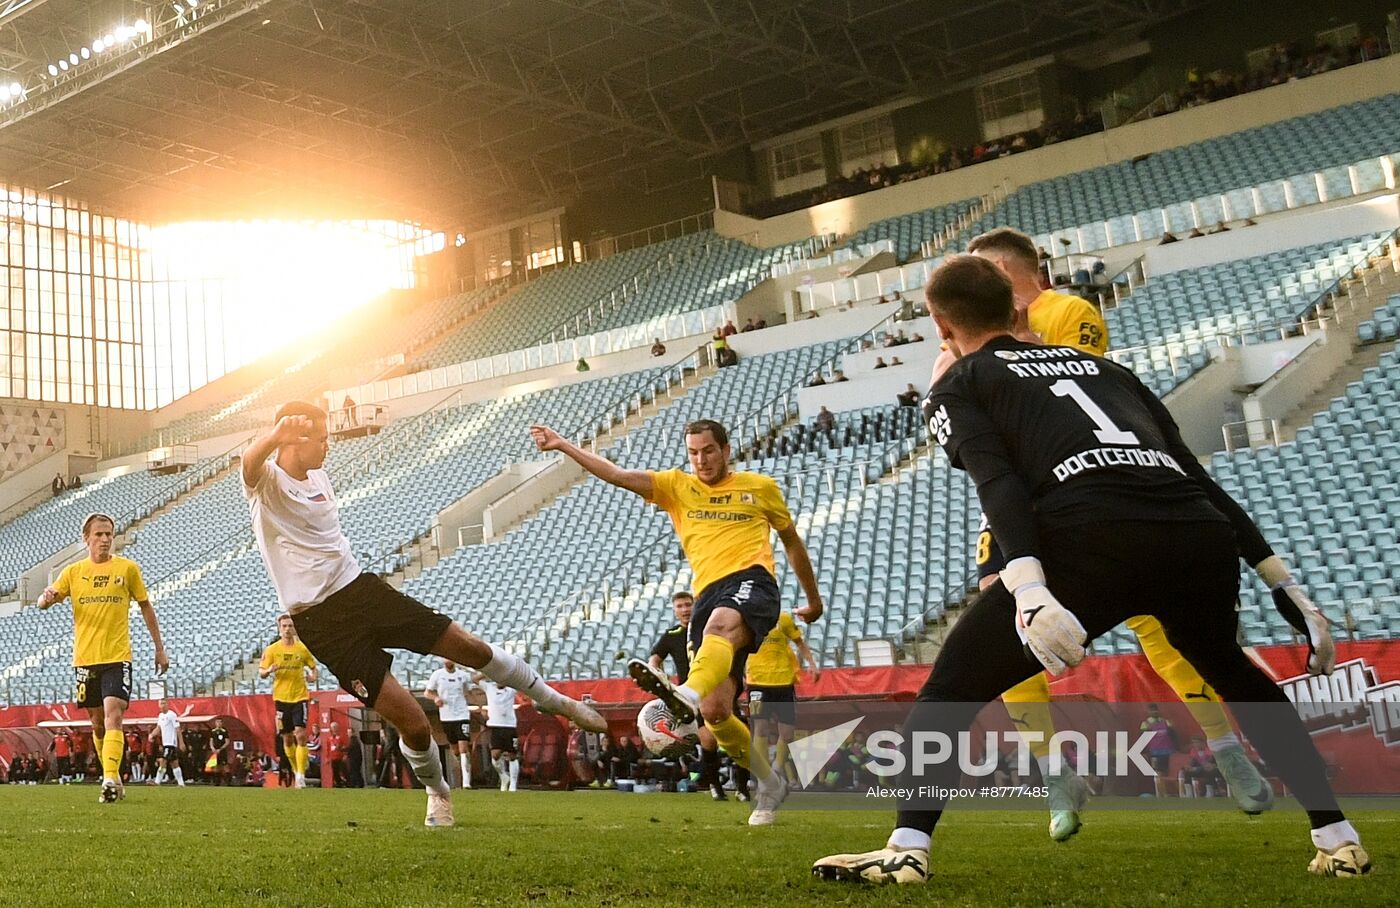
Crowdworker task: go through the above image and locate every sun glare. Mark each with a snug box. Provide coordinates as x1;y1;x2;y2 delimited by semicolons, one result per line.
145;219;445;358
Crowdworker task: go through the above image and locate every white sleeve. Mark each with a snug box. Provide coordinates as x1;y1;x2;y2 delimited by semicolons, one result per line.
240;459;271;500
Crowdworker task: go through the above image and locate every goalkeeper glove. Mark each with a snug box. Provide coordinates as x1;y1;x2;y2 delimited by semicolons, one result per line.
1003;557;1087;675
1255;555;1334;676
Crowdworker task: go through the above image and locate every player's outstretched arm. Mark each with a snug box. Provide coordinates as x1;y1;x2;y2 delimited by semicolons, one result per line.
242;415;316;489
138;600;169;675
528;424;653;498
779;525;824;623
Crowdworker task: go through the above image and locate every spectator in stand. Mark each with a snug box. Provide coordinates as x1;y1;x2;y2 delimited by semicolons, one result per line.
1159;231;1180;245
52;473;64;497
873;357;888;370
591;733;617;789
51;729;74;784
755;318;768;330
1183;735;1226;797
806;310;820;319
807;372;826;387
858;338;874;351
882;333;899;348
832;370;849;383
650;338;667;357
890;356;904;367
741;318;756;333
910;331;926;343
1209;221;1231;234
329;721;351;788
611;735;640;782
69;474;82;489
815;406;836;434
896;384;920;408
125;727;146;783
1141;704;1178;797
575;357;590;372
306;724;322;782
208;718;232;786
1188;226;1206;239
720;319;738;338
248;753;266;787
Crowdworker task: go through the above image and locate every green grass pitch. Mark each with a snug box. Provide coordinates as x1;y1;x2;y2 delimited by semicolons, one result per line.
0;786;1392;906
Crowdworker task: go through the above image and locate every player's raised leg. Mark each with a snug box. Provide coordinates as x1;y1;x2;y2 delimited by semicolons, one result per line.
1125;614;1273;813
429;623;604;733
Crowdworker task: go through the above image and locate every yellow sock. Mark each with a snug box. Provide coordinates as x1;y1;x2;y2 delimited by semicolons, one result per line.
1127;615;1235;741
774;738;791;779
101;730;124;781
684;635;734;700
295;745;309;776
1002;674;1055;761
708;713;772;781
92;733;102;756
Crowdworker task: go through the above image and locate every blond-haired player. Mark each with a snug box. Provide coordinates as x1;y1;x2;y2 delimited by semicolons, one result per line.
260;614;319;788
37;512;169;803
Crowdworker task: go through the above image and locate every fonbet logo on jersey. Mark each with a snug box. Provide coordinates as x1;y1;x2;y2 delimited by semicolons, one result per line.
926;404;952;446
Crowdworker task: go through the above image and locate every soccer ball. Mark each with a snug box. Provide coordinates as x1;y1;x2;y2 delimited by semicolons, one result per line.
636;698;700;757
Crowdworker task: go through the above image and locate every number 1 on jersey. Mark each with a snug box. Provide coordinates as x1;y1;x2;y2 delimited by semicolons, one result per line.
1049;379;1141;445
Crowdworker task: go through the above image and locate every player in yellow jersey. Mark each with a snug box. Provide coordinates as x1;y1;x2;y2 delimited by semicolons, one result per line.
531;418;824;825
37;512;169;804
746;611;820;783
260;614;319;788
950;227;1276;838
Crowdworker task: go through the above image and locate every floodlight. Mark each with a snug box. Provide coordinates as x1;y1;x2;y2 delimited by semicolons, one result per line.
59;59;69;70
48;64;58;76
93;38;105;52
80;47;90;59
69;53;79;65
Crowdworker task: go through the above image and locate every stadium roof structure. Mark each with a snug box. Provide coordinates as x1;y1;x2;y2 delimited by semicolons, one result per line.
0;0;1207;231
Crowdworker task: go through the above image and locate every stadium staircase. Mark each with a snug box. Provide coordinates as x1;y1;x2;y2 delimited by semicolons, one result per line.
1274;256;1400;440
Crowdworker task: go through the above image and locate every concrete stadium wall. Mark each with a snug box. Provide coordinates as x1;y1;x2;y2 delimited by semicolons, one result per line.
715;55;1400;249
1145;194;1400;275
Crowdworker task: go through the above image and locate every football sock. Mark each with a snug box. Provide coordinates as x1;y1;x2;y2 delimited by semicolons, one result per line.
700;747;720;786
483;644;563;710
508;759;519;791
398;738;449;797
775;738;791;778
92;733;102;756
1311;819;1360;849
1186;702;1236;743
101;731;124;781
681;636;734;702
295;745;309;777
1001;677;1055;762
1206;733;1241;753
708;714;772;781
173;766;184;785
888;827;932;851
459;753;471;788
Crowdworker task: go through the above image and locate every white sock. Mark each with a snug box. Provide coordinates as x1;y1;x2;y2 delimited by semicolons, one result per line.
482;644;563;709
173;767;184;785
399;739;450;797
888;827;932;851
508;759;519;791
1207;734;1241;752
154;770;163;785
1312;820;1361;851
459;753;471;788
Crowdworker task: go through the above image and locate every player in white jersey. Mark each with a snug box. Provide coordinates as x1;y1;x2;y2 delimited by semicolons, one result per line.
147;697;185;786
474;673;520;792
242;402;606;827
425;659;474;789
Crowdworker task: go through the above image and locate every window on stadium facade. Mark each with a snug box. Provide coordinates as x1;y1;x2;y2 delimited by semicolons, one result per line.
1;185;437;409
975;71;1044;141
837;115;899;176
768;136;827;197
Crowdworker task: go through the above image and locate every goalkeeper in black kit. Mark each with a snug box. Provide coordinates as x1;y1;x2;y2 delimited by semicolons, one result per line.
813;254;1367;884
